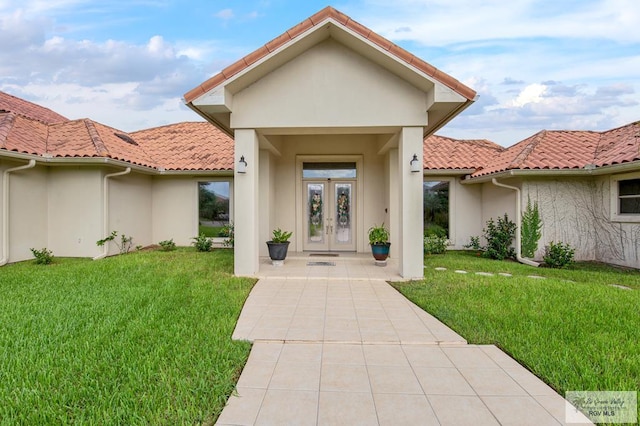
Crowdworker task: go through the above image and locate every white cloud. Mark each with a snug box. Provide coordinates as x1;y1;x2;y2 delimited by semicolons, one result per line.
215;8;234;20
511;84;547;107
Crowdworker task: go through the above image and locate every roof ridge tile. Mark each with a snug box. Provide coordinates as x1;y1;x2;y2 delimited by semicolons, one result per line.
508;131;546;169
83;119;109;156
0;112;17;149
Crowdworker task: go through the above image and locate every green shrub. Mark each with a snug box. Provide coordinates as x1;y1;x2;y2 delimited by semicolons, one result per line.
96;231;133;255
521;196;542;258
483;214;516;260
192;234;213;252
30;248;54;265
464;236;482;251
158;239;176;251
544;241;575;268
424;236;448;255
466;214;517;260
221;223;234;248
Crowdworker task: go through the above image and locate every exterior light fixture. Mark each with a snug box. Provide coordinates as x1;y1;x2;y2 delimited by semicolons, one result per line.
237;156;247;174
410;154;421;173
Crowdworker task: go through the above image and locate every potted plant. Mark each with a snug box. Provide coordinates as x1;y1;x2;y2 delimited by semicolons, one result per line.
368;223;390;262
266;228;293;265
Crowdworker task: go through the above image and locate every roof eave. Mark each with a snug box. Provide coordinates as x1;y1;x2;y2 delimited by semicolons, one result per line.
0;150;236;176
462;161;640;183
423;168;476;176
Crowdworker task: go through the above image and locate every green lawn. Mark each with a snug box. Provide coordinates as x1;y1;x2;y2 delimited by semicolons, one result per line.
393;251;640;420
0;249;255;425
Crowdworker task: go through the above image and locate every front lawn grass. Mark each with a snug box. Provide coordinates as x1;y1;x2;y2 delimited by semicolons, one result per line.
0;248;255;425
393;251;640;419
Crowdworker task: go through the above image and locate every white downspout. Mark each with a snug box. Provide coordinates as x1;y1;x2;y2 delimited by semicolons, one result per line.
491;178;540;267
93;167;131;260
1;160;37;266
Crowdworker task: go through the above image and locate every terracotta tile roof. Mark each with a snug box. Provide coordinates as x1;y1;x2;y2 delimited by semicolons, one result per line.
0;112;49;155
184;6;476;103
0;91;68;124
470;122;640;178
131;122;234;171
46;120;157;168
424;134;504;170
594;121;640;167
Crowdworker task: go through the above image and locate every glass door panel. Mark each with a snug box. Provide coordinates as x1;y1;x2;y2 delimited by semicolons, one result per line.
333;183;354;249
303;180;356;252
305;183;328;250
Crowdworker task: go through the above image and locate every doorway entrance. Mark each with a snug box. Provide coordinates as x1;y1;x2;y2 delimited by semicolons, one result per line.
303;180;356;251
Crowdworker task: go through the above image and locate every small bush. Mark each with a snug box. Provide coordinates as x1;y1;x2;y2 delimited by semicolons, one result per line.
424;236;448;255
464;236;482;251
483;214;516;260
192;234;212;252
464;214;516;260
30;248;54;265
96;230;133;255
221;223;234;248
544;241;575;268
158;239;176;251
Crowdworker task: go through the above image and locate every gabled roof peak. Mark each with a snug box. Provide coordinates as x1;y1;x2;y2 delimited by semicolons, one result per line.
184;6;476;104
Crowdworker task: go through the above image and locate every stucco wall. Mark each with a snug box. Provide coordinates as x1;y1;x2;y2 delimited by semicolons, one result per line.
274;134;386;253
231;39;428;130
522;178;598;261
109;172;153;253
594;175;640;268
2;162;48;263
47;167;102;257
152;176;199;247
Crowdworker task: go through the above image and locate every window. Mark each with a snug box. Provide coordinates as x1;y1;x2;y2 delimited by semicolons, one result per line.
619;178;640;214
198;181;231;237
423;181;449;237
302;162;357;179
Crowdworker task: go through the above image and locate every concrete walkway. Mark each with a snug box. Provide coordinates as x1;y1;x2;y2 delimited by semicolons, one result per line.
216;278;592;425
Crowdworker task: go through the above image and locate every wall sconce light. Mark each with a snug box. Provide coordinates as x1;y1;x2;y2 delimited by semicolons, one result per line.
237;156;247;174
410;154;421;173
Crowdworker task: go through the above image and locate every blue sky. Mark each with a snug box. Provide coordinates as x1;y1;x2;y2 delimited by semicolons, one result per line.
1;0;638;146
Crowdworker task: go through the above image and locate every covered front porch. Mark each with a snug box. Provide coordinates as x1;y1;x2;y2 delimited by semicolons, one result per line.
184;7;475;280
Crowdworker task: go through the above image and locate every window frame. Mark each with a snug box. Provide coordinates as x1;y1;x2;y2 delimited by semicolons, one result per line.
610;172;640;223
196;178;234;241
423;177;455;244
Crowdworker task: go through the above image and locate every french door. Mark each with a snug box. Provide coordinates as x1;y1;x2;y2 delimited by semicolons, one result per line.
303;180;356;251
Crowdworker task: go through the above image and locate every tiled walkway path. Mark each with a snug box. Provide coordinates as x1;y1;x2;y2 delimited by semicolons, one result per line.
216;278;593;425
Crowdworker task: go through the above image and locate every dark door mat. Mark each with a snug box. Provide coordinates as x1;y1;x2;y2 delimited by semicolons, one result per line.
309;253;339;257
307;261;336;266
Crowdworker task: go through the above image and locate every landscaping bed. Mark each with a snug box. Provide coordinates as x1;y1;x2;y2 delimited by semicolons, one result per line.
0;249;254;424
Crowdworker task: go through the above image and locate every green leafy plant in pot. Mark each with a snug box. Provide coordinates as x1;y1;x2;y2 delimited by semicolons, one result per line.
368;223;390;262
266;228;293;263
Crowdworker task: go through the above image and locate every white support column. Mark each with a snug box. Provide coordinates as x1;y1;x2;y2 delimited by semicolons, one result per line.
234;129;260;276
258;150;271;257
388;148;400;259
398;127;424;279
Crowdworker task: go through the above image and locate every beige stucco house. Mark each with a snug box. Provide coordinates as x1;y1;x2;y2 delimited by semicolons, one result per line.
1;7;639;272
